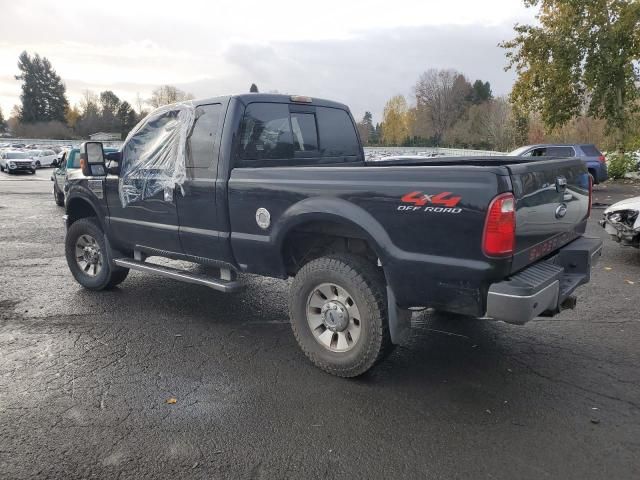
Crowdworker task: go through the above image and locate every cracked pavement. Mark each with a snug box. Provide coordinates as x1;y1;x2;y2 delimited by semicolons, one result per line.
1;170;639;479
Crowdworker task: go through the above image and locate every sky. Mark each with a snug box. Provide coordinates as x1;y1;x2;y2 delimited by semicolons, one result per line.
0;0;537;123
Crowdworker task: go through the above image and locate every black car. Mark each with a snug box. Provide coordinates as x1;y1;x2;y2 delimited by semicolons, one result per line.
62;94;601;377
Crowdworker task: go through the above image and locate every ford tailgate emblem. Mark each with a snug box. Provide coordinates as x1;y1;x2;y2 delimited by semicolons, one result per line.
555;203;568;218
555;176;567;192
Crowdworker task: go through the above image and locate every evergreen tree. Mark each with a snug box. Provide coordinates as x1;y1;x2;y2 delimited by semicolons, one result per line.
15;51;69;123
250;83;259;93
374;123;382;144
362;111;375;140
100;90;121;132
117;101;138;138
356;111;375;145
470;80;492;104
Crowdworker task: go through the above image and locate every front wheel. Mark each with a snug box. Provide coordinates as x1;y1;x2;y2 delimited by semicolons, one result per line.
289;253;393;377
53;184;64;206
65;217;129;290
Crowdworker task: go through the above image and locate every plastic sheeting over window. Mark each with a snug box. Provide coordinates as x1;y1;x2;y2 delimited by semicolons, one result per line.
118;103;195;207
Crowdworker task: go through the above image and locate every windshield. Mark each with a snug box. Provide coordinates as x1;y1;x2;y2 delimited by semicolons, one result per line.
6;152;31;159
508;146;530;156
67;148;117;168
67;150;80;168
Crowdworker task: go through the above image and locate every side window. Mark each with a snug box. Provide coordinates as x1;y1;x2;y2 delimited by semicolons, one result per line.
123;110;180;172
316;107;359;157
530;148;547;157
547;146;575;157
239;103;293;160
291;113;318;154
187;104;223;169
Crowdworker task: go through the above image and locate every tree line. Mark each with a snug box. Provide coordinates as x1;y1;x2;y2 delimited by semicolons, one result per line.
4;0;639;153
357;0;639;153
4;51;195;140
356;70;520;151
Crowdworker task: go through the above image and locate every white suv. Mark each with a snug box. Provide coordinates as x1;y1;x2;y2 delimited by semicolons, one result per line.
0;151;37;174
31;149;58;168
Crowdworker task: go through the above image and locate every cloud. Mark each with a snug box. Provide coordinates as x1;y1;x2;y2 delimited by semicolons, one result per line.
1;18;522;123
176;24;519;122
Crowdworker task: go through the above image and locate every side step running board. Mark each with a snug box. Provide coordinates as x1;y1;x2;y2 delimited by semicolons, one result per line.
113;258;241;293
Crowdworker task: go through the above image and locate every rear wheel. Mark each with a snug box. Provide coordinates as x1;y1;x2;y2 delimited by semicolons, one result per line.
35;161;41;168
65;217;129;290
289;253;393;377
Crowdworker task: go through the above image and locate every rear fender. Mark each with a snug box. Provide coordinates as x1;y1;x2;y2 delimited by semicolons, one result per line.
273;197;393;266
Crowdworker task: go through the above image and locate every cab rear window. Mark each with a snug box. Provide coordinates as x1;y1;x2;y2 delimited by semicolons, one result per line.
238;103;359;163
239;103;293;160
316;107;360;157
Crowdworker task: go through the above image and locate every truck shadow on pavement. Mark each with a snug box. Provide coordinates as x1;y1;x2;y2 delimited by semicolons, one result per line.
67;268;639;422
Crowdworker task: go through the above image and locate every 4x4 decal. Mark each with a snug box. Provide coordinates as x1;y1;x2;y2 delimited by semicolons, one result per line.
398;191;462;214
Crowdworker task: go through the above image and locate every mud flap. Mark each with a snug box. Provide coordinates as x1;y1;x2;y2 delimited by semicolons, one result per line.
388;286;411;344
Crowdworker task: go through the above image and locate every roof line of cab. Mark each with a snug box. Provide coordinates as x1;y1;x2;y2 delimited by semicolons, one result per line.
192;93;350;111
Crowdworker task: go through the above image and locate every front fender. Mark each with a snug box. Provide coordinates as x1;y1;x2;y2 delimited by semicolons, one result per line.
65;187;108;230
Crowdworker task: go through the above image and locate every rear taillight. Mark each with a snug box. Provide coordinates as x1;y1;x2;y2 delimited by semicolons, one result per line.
587;174;593;218
483;192;516;257
598;155;606;163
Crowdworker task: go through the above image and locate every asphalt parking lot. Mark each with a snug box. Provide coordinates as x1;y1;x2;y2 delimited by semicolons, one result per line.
1;169;639;479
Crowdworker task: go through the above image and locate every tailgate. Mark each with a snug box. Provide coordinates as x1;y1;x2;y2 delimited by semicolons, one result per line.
508;158;590;272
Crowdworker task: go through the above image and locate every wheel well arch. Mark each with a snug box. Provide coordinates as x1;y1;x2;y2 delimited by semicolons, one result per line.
66;197;100;227
279;217;384;276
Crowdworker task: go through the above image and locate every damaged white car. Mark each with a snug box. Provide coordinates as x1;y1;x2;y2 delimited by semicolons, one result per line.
600;197;640;248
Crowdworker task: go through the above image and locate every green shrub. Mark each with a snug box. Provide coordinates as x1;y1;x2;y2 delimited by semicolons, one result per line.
607;152;637;179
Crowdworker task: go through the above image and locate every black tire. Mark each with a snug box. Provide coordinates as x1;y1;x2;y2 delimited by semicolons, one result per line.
106;268;130;288
30;169;36;174
289;253;394;377
0;164;4;172
65;217;129;290
53;184;64;206
35;161;41;168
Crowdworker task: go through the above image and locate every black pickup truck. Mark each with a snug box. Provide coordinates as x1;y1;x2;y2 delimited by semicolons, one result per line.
63;93;602;377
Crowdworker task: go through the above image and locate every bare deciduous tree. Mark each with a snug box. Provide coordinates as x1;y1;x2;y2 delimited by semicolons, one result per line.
147;85;195;108
414;69;472;144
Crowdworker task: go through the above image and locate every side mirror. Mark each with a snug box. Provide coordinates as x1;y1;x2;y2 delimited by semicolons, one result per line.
80;141;106;176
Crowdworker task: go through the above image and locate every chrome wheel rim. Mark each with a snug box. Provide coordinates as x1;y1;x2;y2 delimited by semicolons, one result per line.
306;283;362;352
75;234;103;277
